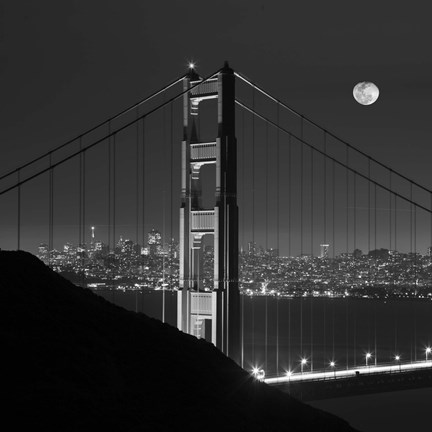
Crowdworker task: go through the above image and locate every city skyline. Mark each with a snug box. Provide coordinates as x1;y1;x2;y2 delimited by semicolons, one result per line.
36;225;432;300
31;221;432;259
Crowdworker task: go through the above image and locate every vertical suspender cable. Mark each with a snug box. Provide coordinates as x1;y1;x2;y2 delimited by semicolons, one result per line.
79;140;82;268
374;183;377;365
346;148;349;255
288;132;292;370
345;147;349;369
323;132;327;246
390;171;396;354
300;116;304;361
332;160;335;363
162;106;166;323
395;193;398;253
353;173;357;365
108;122;112;295
289;133;292;259
136;108;140;248
394;192;398;354
264;122;270;370
414;201;417;291
141;118;146;313
332;160;336;260
142;118;146;249
17;169;21;250
276;102;280;376
135;111;140;314
323;131;327;368
412;184;417;361
49;153;53;268
430;193;432;255
82;148;86;288
251;84;255;366
367;159;371;357
162;190;166;323
265;120;268;373
310;147;314;372
113;133;116;270
353;174;357;255
241;106;245;369
389;171;392;251
170;102;174;315
410;183;413;362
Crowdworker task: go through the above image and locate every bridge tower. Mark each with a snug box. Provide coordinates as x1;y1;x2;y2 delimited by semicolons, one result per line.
177;62;239;363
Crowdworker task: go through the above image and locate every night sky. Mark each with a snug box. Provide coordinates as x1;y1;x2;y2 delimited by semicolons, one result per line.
2;1;432;183
1;1;432;255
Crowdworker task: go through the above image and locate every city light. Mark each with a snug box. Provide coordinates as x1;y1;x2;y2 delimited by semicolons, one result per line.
426;347;431;361
188;61;195;70
36;235;432;301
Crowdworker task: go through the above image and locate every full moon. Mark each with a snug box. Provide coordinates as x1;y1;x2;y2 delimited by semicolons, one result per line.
353;81;379;105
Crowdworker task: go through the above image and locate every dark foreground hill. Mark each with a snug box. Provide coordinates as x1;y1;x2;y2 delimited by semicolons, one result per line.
0;251;358;431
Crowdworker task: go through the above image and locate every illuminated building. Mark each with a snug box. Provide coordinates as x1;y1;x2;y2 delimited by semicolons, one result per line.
320;244;329;259
148;229;162;255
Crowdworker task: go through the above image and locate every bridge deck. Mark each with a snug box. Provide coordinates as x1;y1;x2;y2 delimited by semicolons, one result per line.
265;360;432;384
265;360;432;401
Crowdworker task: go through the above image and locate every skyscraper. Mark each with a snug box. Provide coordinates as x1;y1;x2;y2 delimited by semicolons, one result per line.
148;229;162;256
320;244;329;259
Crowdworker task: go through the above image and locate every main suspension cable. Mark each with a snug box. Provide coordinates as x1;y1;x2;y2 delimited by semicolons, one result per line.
0;75;186;182
0;69;222;198
235;100;432;214
234;71;432;197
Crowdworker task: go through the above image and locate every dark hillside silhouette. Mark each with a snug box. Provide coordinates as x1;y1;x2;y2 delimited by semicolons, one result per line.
0;251;358;431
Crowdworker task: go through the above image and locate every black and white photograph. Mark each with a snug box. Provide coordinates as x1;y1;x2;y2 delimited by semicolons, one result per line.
1;2;432;431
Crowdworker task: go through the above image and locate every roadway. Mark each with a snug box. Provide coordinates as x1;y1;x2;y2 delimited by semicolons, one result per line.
264;359;432;384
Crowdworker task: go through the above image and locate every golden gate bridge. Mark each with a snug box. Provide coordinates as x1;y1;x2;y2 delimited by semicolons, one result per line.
1;62;432;397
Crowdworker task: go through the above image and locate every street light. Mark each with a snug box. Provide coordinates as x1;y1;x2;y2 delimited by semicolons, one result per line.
286;370;293;383
252;367;265;381
365;352;372;367
426;347;431;361
395;355;401;372
329;361;336;379
301;358;307;374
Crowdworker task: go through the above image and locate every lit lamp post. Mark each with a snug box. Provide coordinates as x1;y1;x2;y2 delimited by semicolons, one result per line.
395;355;401;372
365;352;372;367
301;358;307;374
252;367;265;381
286;370;292;383
330;361;336;379
426;347;431;361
